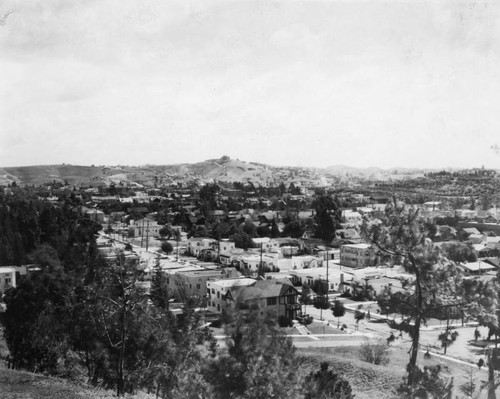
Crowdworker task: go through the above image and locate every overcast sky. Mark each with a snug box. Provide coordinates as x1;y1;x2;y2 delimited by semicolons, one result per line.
1;0;499;169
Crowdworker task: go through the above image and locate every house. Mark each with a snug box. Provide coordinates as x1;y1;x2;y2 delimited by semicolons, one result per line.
334;229;361;242
224;279;300;320
85;209;106;223
422;202;442;211
468;234;486;245
0;266;16;295
290;255;322;270
237;253;280;274
171;268;240;300
289;267;351;293
187;238;218;257
435;225;457;241
458;261;495;276
456;209;477;219
342;210;363;225
340;243;375;268
252;237;280;252
130;217;161;238
207;277;256;314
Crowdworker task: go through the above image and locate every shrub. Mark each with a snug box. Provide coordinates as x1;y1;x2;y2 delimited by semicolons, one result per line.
358;338;390;365
210;319;222;328
161;241;173;254
278;315;293;328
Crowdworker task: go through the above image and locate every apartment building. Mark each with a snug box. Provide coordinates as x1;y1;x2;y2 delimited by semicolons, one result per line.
340;243;375;268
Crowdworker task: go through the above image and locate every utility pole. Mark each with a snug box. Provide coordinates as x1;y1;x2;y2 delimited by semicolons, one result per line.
259;242;263;277
145;220;149;252
326;250;329;300
140;218;145;248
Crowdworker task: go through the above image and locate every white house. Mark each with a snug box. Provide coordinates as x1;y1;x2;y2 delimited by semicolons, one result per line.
252;237;280;252
342;210;363;225
187;238;218;257
130;217;161;238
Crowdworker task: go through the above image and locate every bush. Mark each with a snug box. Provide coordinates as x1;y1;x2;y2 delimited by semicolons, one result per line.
358;338;390;365
278;315;293;328
210;319;222;328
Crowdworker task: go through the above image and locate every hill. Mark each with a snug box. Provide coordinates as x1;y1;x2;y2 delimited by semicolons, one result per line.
0;157;436;187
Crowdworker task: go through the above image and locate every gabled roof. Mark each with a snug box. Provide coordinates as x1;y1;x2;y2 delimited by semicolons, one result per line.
226;280;298;302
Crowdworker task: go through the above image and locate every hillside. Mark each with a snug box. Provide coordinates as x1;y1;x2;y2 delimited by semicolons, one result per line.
0;157;453;187
0;158;286;187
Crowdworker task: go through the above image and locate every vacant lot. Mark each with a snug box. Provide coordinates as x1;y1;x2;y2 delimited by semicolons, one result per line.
297;344;494;399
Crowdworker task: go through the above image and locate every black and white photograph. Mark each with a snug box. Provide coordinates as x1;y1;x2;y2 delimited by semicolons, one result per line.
1;1;500;398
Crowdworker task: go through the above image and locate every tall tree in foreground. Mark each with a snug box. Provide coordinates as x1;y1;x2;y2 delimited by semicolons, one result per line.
362;200;459;393
207;306;303;399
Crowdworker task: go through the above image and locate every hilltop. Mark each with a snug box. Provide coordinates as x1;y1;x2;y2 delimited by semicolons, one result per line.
0;156;454;187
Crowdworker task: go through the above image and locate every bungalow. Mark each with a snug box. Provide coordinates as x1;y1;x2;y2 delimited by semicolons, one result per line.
342;210;363;225
458;261;495;276
224;279;300;320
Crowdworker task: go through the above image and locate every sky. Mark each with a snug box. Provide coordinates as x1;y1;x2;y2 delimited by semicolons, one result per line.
1;0;500;169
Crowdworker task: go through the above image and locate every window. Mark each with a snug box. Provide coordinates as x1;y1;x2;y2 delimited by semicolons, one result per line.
266;297;277;306
196;284;201;290
217;292;220;299
212;289;215;294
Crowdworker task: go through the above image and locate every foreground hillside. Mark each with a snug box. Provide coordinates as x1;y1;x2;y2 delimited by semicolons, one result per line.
0;345;489;399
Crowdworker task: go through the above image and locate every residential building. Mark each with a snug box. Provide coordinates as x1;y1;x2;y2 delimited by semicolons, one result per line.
224;279;300;320
252;237;280;252
342;210;363;225
0;266;16;295
172;268;240;300
187;238;218;257
207;277;256;314
340;243;375;268
289;266;351;293
237;253;280;274
130;217;161;238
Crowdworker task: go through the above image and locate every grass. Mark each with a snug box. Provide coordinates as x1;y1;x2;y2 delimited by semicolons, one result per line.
297;344;494;399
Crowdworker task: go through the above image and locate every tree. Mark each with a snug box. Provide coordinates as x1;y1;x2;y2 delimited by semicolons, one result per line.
331;299;346;328
150;259;169;310
161;241;173;254
231;231;254;250
313;295;330;321
303;361;353;399
312;194;340;243
299;284;313;315
358;338;390;365
207;306;303;399
354;304;366;330
438;328;458;355
362;200;460;392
